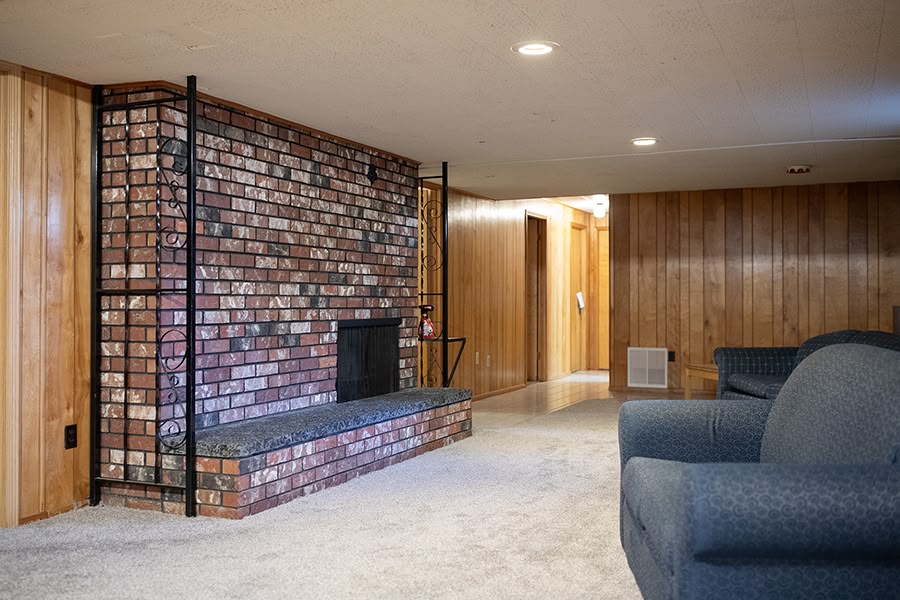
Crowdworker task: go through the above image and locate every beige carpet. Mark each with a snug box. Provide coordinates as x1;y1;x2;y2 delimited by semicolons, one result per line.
0;397;640;600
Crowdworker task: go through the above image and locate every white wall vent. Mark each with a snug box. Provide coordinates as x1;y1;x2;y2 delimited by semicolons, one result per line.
627;347;668;388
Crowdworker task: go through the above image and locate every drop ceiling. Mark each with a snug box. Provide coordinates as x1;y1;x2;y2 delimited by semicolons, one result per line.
1;0;898;199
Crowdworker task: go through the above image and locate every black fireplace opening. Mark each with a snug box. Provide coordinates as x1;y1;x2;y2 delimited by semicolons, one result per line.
336;318;401;403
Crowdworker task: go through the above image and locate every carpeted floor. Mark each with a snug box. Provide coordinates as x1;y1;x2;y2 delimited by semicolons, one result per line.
0;395;640;600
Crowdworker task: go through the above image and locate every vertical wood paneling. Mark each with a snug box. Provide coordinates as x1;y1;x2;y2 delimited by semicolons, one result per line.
1;64;92;525
752;188;774;346
1;66;25;528
637;194;657;347
807;185;825;336
596;227;610;370
612;195;630;387
609;181;900;389
867;183;880;329
797;187;810;341
688;192;704;365
678;192;690;371
878;181;900;331
823;185;849;330
665;193;680;387
656;194;667;347
741;190;754;346
73;84;93;502
772;188;784;346
724;189;743;346
847;183;869;330
782;187;799;345
19;72;47;520
44;77;78;514
629;196;639;350
702;190;725;366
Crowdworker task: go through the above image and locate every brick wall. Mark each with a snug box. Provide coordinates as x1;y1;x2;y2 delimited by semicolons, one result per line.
193;100;420;426
98;85;420;492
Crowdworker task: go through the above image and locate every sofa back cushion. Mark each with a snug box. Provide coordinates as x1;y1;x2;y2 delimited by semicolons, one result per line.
761;344;900;464
793;329;858;366
794;329;900;367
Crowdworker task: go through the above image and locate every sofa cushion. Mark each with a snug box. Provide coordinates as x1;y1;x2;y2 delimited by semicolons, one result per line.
761;344;900;464
726;374;786;399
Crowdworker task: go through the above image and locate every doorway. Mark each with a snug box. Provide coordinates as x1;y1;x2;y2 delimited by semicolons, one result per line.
525;215;547;382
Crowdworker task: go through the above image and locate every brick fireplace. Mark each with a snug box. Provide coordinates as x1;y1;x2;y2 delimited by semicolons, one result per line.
96;85;471;517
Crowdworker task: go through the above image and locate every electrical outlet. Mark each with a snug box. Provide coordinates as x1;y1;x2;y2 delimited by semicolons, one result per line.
64;424;77;449
475;351;480;365
486;354;492;367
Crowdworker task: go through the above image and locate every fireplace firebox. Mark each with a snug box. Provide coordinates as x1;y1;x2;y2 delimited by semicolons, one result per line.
336;318;401;403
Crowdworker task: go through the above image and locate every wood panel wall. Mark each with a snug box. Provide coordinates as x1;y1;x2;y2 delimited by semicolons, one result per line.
424;187;608;399
0;62;92;526
609;182;900;390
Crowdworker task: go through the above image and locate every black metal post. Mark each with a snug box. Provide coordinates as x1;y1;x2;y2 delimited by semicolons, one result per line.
89;85;103;506
441;161;449;387
185;75;198;517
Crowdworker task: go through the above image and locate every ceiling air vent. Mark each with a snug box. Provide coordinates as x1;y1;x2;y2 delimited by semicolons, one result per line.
627;347;668;388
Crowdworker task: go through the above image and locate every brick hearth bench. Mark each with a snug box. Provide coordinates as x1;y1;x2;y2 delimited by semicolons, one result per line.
173;387;472;519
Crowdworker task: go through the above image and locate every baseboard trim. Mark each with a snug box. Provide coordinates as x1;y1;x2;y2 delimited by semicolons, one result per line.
473;383;527;402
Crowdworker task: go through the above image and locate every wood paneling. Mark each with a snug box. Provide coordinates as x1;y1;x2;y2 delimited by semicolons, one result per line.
0;63;92;526
424;188;603;398
609;181;900;389
569;224;586;371
592;227;610;370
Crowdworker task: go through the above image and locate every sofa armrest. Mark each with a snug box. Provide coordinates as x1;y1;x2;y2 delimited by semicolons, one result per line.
712;346;798;398
685;463;900;560
618;399;773;472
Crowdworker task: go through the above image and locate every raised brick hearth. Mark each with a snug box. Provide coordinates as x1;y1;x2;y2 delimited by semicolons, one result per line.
102;389;472;518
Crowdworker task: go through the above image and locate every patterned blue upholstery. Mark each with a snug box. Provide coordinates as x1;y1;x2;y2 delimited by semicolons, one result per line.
761;344;900;464
712;346;796;399
619;344;900;600
726;373;785;399
713;329;900;400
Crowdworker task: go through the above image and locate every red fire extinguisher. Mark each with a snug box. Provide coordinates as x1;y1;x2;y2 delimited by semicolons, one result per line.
418;304;436;340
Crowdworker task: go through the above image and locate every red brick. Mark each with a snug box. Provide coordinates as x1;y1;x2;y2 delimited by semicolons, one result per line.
196;489;222;506
314;435;338;453
266;448;292;466
196;457;222;473
198;505;247;519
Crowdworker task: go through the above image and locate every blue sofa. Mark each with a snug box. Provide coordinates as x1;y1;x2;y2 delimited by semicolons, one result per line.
713;329;900;400
619;344;900;599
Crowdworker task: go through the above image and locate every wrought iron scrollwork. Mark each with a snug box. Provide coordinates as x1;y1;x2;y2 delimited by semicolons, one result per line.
156;126;189;450
156;328;187;450
420;196;444;272
159;137;189;252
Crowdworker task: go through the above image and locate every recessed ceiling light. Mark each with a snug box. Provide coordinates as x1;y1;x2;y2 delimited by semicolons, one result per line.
631;137;658;146
511;41;559;56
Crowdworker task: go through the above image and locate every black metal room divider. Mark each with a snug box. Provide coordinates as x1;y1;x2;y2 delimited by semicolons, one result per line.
90;76;199;516
418;162;466;388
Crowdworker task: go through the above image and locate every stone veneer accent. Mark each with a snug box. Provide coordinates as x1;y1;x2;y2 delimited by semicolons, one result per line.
96;83;426;513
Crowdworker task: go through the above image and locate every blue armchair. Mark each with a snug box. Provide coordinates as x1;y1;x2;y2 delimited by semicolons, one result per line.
619;344;900;600
713;329;900;400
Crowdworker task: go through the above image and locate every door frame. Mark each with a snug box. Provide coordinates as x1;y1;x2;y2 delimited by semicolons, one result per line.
525;213;548;382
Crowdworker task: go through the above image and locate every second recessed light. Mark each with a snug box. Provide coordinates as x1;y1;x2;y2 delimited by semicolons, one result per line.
631;137;658;146
511;41;559;55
